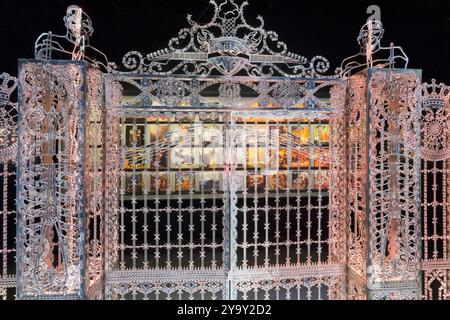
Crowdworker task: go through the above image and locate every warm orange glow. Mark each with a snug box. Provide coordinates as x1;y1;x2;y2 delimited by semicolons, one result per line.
292;126;310;144
291;149;310;168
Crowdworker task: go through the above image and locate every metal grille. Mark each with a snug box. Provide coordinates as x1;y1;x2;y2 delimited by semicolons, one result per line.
102;85;347;301
105;112;229;300
0;162;16;300
421;80;450;300
231;114;340;300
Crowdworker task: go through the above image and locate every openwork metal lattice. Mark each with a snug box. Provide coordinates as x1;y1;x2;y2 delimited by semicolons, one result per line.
102;74;346;300
0;0;448;300
421;80;450;300
0;73;18;300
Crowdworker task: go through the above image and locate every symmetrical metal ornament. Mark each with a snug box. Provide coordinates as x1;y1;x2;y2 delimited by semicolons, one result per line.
109;0;331;78
0;0;448;300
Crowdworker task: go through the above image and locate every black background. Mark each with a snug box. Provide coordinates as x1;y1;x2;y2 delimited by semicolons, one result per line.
0;0;449;82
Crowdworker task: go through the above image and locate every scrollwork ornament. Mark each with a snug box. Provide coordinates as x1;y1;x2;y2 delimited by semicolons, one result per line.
422;80;450;161
110;0;332;78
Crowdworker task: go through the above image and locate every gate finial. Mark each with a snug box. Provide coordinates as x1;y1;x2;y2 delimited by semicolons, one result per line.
337;19;409;78
35;5;110;71
111;0;331;78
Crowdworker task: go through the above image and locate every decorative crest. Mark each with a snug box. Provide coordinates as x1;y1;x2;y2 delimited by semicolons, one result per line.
423;79;450;109
110;0;331;78
422;80;450;161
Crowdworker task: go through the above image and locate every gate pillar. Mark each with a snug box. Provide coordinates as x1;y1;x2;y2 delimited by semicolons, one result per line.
16;60;104;299
365;68;422;299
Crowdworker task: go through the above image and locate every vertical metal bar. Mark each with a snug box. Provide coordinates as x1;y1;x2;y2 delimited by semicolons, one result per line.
189;118;195;270
2;164;7;278
275;120;281;269
296;119;302;265
177;126;183;271
165;122;172;271
264;119;270;268
307;118;312;264
200;118;206;271
120;118;126;270
243;118;248;269
317;121;323;264
286;121;292;267
131;118;138;276
253;120;259;271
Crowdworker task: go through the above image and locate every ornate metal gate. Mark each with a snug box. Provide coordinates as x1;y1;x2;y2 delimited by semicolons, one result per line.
104;108;230;300
102;73;346;300
0;0;449;300
229;110;347;300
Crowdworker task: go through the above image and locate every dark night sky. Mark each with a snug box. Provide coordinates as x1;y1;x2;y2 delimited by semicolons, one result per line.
0;0;449;82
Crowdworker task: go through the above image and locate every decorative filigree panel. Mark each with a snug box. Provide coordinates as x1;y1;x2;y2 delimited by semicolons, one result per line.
0;73;18;300
16;61;89;299
105;75;343;111
103;106;121;300
85;68;105;299
421;80;450;300
109;0;332;78
366;69;422;300
232;264;346;300
108;269;226;300
346;73;368;300
328;82;348;267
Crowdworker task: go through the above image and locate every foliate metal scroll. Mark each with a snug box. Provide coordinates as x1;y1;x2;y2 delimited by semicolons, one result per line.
109;0;331;78
366;69;422;300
